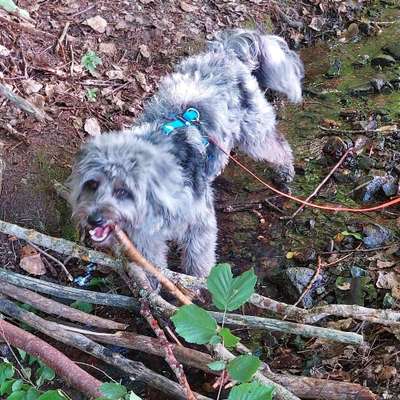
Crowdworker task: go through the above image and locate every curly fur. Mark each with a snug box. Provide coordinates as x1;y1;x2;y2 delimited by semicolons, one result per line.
67;29;303;278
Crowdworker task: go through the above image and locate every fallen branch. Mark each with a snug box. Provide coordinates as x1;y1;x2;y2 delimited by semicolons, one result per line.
90;331;376;400
2;220;399;327
113;224;191;305
318;125;398;135
0;267;138;310
0;298;212;400
0;83;52;122
119;241;301;400
141;300;196;400
0;318;102;398
0;122;29;144
211;312;363;345
0;280;128;330
0;15;56;39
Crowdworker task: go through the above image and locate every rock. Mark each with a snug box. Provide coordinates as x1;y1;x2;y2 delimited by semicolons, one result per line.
370;77;393;93
352;54;370;68
363;223;391;248
350;84;374;97
285;267;326;308
85;15;108;34
0;45;10;57
371;54;396;67
180;1;197;12
22;79;43;95
84;117;101;136
325;59;342;78
139;44;151;59
382;43;400;60
99;42;117;55
356;174;398;203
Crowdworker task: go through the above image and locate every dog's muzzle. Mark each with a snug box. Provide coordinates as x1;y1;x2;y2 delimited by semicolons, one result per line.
87;211;113;243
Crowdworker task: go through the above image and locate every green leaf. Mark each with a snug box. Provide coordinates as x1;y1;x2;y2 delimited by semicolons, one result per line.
227;355;261;383
207;361;226;372
37;390;67;400
36;366;55;388
100;383;128;399
11;379;23;392
85;88;98;102
341;230;363;240
218;327;240;348
87;277;107;288
207;264;257;311
7;391;26;400
171;304;217;345
16;349;27;361
0;362;14;384
209;335;222;345
0;379;15;396
228;382;275;400
25;388;41;400
81;51;102;74
70;300;93;314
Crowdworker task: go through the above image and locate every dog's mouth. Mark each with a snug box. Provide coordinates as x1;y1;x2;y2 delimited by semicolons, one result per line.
89;224;113;243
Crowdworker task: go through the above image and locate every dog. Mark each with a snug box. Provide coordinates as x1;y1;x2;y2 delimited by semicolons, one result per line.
67;29;303;278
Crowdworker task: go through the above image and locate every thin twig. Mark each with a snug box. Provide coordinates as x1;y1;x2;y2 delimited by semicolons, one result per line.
0;83;52;122
318;125;398;135
290;147;353;219
292;256;323;309
26;240;73;281
0;280;127;330
113;224;192;305
0;122;29;144
141;300;196;400
55;21;70;53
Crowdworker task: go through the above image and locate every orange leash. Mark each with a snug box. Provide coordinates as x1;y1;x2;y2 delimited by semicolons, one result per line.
209;137;400;213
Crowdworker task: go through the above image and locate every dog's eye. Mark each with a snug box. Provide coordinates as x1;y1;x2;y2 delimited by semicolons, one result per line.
84;180;99;192
113;188;132;200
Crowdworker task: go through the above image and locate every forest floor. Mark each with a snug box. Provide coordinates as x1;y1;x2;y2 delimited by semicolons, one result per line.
0;0;400;399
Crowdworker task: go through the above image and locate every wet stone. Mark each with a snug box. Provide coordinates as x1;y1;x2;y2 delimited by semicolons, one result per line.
355;175;396;203
352;54;370;68
325;59;342;78
383;43;400;60
371;54;397;67
362;223;392;248
350;85;374;97
285;267;326;308
370;77;393;93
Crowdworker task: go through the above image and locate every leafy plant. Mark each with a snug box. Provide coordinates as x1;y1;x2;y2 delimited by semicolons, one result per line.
97;382;142;400
81;51;102;74
85;88;98;102
0;359;67;400
171;263;274;399
70;300;93;314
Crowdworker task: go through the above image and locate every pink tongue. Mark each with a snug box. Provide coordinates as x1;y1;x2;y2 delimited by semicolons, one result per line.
94;227;105;238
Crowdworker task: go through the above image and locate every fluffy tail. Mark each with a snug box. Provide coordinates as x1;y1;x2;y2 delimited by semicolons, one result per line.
210;29;304;103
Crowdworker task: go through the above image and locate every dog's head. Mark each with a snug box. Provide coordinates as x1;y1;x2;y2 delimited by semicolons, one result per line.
67;129;183;247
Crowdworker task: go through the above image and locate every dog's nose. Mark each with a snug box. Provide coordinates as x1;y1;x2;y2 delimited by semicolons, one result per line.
87;211;105;227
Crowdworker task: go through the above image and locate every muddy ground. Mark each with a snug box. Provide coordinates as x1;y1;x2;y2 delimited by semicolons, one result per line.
1;0;400;399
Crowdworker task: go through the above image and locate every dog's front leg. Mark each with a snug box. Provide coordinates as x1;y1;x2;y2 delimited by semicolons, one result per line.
180;208;217;277
129;233;169;289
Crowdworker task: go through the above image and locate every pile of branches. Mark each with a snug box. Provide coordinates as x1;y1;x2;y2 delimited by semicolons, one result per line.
0;218;397;400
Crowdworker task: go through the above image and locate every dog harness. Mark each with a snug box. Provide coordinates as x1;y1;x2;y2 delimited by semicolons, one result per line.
161;107;209;147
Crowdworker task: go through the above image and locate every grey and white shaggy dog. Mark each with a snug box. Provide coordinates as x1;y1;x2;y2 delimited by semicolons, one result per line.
67;29;303;279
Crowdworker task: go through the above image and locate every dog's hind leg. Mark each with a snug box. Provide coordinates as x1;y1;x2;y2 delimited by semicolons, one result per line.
180;206;217;277
238;94;295;187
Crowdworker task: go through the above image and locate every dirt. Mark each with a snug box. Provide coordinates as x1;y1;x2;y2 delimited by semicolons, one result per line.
1;0;400;399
